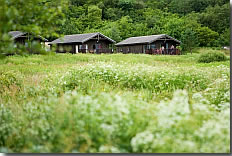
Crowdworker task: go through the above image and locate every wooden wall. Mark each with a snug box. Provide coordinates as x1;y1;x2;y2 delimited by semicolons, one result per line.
117;44;144;54
53;39;113;54
15;37;43;45
116;40;180;54
86;39;111;53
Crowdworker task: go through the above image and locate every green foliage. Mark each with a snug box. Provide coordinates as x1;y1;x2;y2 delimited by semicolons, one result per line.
59;18;83;35
168;0;211;15
163;17;185;40
218;28;230;46
100;22;122;42
0;71;22;93
0;53;230;152
198;4;230;33
0;0;66;55
181;28;198;54
0;0;66;36
118;16;133;39
198;51;227;63
87;5;102;28
104;8;123;21
196;27;219;47
53;0;229;48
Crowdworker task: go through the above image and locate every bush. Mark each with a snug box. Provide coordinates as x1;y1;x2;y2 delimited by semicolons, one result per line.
0;71;22;93
198;51;227;63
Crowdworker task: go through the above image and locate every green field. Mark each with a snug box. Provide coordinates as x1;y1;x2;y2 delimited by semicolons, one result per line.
0;51;230;153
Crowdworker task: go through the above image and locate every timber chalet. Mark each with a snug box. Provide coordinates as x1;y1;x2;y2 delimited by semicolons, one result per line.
116;34;181;55
49;32;116;54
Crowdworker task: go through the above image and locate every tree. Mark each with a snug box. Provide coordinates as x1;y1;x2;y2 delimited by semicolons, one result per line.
196;27;219;47
118;0;135;11
0;0;66;55
218;28;230;46
198;4;229;33
168;0;193;15
131;23;149;37
96;22;122;42
163;17;186;40
104;8;123;21
181;28;198;54
117;16;133;40
87;5;102;29
59;18;84;35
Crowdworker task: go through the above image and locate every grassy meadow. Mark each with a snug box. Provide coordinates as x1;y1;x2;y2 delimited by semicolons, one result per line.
0;49;230;153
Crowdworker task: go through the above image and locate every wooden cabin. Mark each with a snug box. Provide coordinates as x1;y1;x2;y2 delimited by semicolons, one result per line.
49;32;116;54
116;34;181;55
9;31;48;46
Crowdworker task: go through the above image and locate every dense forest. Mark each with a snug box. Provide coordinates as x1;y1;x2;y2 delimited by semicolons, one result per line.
0;0;230;55
58;0;230;47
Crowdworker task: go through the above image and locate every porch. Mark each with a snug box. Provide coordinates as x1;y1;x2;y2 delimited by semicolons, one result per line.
145;48;181;55
79;48;113;54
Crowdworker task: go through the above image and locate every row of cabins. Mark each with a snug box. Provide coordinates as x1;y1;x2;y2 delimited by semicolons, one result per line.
9;31;181;55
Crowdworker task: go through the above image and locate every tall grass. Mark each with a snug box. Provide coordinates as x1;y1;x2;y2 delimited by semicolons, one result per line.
0;51;230;153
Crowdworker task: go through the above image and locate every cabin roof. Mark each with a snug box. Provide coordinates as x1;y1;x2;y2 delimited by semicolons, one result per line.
49;32;116;45
116;34;181;46
8;31;48;41
9;31;27;39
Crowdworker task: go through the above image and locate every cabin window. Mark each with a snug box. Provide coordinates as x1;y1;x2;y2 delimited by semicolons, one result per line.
144;44;151;51
151;44;156;49
95;44;101;49
143;45;147;53
59;45;64;52
64;45;72;52
80;45;83;49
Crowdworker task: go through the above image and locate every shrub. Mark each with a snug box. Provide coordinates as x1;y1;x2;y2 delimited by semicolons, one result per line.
198;51;227;63
0;71;22;93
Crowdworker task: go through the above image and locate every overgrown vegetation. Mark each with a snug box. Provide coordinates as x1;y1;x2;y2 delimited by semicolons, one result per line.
0;50;230;153
198;51;227;63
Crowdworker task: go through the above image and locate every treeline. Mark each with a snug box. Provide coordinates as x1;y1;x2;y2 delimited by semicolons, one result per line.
0;0;229;56
58;0;230;47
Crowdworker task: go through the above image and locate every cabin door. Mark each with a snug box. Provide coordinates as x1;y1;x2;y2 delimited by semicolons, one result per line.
86;44;88;53
95;44;101;54
96;44;101;49
75;45;79;53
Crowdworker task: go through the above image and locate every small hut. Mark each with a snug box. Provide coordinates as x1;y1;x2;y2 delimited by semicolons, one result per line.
116;34;181;55
49;32;116;54
8;31;48;45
